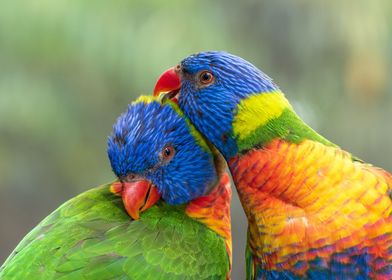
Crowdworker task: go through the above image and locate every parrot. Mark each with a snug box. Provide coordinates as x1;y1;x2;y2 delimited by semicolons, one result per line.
153;51;392;279
0;96;232;280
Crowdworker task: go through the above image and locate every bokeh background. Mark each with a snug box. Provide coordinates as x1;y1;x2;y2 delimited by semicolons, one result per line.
1;0;391;278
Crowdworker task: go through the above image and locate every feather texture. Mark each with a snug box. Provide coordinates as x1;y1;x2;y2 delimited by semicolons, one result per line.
230;139;392;279
0;183;231;280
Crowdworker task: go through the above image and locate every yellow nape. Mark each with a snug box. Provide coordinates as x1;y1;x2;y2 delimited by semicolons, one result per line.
133;95;157;104
232;91;292;140
132;94;211;153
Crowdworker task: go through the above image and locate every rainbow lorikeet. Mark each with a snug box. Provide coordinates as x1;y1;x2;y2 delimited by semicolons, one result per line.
0;97;232;280
154;51;392;279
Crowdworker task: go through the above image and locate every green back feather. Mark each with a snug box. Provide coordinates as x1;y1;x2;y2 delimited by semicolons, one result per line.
0;184;229;280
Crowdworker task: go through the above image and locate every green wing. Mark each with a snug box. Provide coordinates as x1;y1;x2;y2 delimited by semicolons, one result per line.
0;184;229;280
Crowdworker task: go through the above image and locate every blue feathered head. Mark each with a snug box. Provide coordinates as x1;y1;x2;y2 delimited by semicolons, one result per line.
154;51;279;159
107;96;218;205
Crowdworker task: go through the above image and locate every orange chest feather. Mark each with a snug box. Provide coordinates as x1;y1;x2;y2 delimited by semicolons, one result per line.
229;139;392;269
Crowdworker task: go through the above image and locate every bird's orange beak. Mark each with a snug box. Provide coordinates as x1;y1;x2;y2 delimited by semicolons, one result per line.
110;180;160;220
153;66;181;103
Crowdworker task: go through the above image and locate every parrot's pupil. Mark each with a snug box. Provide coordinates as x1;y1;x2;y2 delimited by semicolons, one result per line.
161;145;175;161
199;71;214;85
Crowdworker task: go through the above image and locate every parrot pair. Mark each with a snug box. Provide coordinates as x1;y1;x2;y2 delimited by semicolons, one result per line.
1;51;391;280
0;97;232;279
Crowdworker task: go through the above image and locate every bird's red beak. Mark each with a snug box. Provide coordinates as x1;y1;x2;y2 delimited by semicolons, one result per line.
110;180;160;220
153;66;181;103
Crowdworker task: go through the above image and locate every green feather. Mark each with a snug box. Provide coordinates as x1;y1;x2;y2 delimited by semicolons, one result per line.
237;108;335;153
0;184;229;280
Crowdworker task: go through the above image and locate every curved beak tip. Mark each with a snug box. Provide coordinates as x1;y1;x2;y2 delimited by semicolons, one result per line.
153;67;181;98
121;181;160;220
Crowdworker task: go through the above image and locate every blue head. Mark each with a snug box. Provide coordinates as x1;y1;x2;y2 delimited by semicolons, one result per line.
107;97;219;205
154;51;279;159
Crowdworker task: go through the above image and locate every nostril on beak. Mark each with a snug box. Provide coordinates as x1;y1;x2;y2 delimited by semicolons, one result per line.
121;173;138;183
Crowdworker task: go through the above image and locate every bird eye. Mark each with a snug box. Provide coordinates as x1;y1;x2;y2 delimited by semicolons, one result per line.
160;145;175;162
198;70;215;85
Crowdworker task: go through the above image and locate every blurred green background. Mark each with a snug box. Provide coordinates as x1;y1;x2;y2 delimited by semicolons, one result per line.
1;0;391;278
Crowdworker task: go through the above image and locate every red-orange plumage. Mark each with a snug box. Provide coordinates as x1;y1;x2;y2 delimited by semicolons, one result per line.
229;139;392;278
186;172;233;270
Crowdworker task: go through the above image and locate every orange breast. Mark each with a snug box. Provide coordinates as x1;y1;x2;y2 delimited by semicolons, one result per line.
229;139;392;275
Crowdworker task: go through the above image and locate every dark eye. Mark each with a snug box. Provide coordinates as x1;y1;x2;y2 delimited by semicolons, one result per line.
198;70;215;85
160;145;175;162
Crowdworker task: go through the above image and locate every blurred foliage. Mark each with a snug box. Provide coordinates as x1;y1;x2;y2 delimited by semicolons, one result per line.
0;0;391;278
